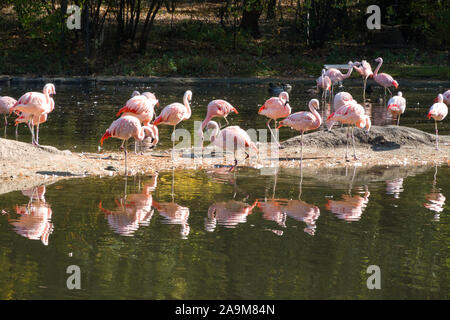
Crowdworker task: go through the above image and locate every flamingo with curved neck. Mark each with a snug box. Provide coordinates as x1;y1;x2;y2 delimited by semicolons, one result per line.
373;57;399;97
153;90;193;159
258;91;291;147
100;115;159;175
278;99;322;166
10;83;56;146
206;120;258;172
353;60;373;103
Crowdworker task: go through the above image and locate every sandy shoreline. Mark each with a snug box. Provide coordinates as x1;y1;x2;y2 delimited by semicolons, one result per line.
0;125;448;195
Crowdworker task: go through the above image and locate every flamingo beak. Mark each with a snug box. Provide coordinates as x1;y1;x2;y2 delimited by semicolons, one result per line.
434;97;439;103
277;123;283;129
232;107;239;114
258;105;265;113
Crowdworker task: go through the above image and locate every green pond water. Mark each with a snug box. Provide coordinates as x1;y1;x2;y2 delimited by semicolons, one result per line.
0;82;448;152
0;165;448;299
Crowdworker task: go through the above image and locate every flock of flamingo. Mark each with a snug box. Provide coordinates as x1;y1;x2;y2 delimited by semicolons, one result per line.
0;57;449;174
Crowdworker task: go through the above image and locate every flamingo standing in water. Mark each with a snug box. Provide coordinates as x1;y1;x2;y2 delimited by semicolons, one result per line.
387;92;407;125
15;113;48;139
353;60;373;103
258;91;291;147
325;61;358;98
206;120;258;172
316;69;332;103
327;101;371;161
198;99;239;139
428;94;448;150
100;116;159;175
373;57;399;97
0;96;17;135
154;90;192;158
116;91;160;153
277;99;322;166
10;83;56;146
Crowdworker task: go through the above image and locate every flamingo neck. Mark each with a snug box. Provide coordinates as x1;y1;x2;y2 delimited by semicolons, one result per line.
373;59;383;76
209;122;220;143
309;105;322;126
343;65;354;79
183;95;191;118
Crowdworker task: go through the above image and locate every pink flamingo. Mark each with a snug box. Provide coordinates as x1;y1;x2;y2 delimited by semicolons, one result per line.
205;99;239;126
325;61;358;97
205;200;257;232
154;90;192;157
0;96;17;135
116;93;159;126
198;99;239;138
327;102;371;161
316;69;332;102
333;92;355;111
206;120;258;172
258;91;291;146
100;115;159;175
387;92;406;125
427;94;448;150
373;57;399;97
353;60;373;103
116;91;160;153
10;83;56;146
277;99;322;165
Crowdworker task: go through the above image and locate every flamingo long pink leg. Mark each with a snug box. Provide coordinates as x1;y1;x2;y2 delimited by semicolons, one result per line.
266;119;280;147
435;120;439;150
351;125;359;160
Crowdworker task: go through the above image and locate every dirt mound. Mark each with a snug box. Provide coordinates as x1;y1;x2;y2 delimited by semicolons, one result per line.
280;125;449;150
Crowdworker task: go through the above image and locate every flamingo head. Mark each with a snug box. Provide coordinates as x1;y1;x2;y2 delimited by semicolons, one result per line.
309;99;320;110
44;83;56;95
258;104;265;114
434;94;443;103
374;57;383;63
277;119;287;129
131;90;140;97
185;90;193;103
279;91;289;104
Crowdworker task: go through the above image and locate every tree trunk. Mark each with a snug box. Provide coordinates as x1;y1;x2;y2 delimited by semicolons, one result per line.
138;0;162;53
240;0;263;38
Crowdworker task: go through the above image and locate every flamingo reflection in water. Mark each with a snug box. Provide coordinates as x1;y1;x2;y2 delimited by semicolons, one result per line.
325;166;370;222
204;167;257;232
258;167;320;236
8;185;53;246
386;178;404;199
152;169;190;238
98;174;158;236
257;169;289;236
424;165;446;221
205;200;257;232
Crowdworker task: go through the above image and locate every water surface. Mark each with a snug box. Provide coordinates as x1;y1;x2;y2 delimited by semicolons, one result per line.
0;165;448;299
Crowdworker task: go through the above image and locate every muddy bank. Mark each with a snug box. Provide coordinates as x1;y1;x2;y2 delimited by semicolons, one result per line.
0;125;449;195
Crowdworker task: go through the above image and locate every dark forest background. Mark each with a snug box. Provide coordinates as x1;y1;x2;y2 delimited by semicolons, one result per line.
0;0;449;78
